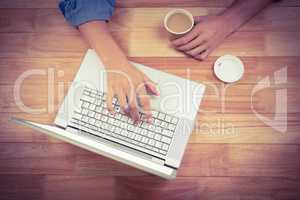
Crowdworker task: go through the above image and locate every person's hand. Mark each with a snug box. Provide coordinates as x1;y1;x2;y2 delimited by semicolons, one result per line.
105;62;159;123
172;15;234;60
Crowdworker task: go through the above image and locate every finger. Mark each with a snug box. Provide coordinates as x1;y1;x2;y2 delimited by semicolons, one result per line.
195;48;212;60
172;29;198;46
143;76;160;96
128;92;140;123
138;87;153;123
116;89;128;112
186;43;209;57
176;34;207;51
106;87;115;113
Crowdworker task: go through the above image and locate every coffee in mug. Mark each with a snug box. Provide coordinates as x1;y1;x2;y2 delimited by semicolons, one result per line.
164;9;194;36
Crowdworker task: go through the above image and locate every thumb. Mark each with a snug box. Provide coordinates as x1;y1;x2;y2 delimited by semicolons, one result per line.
144;76;160;96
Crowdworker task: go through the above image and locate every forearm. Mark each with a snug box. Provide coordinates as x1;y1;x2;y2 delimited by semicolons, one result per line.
220;0;273;32
78;21;128;70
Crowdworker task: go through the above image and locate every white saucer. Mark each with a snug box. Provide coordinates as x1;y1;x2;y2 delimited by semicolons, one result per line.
214;55;244;83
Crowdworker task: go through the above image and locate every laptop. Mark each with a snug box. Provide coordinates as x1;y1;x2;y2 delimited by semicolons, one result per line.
12;49;205;179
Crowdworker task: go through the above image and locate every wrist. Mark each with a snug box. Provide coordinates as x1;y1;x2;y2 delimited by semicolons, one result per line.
102;56;131;71
219;10;244;34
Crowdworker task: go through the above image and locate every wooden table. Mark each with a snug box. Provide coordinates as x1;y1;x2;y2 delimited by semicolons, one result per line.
1;0;300;199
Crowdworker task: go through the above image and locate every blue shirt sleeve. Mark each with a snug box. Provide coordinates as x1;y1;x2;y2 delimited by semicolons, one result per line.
59;0;116;27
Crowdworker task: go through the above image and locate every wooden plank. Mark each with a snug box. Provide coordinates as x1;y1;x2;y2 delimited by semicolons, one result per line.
1;143;299;178
43;176;115;200
0;175;44;200
178;144;300;177
1;175;299;200
1;57;299;85
0;0;299;8
115;0;300;8
0;142;76;175
113;176;300;200
1;7;300;33
0;31;299;58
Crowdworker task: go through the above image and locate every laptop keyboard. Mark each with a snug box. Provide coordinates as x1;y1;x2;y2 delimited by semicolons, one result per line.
68;86;179;159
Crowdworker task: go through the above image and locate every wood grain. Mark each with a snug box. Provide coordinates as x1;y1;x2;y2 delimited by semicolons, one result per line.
0;142;299;178
0;0;299;8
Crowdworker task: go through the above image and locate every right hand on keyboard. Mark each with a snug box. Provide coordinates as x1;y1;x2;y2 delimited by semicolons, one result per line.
105;62;159;123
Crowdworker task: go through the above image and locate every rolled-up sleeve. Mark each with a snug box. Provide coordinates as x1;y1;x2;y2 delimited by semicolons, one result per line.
59;0;116;27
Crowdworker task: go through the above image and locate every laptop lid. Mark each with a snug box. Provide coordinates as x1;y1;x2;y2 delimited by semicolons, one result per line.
11;117;177;179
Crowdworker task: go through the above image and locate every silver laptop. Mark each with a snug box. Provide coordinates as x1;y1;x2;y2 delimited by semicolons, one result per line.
12;49;205;179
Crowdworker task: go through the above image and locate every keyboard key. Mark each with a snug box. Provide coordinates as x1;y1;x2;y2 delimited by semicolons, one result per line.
140;129;147;136
120;122;127;129
115;127;121;134
82;116;89;122
95;99;101;106
127;124;135;132
165;115;172;123
135;134;142;141
161;136;171;144
95;113;101;120
90;92;96;98
154;126;162;133
108;118;115;124
102;123;109;130
155;141;163;148
103;109;109;115
168;124;176;131
128;118;134;125
148;124;155;132
141;122;149;129
154;134;162;141
95;121;102;127
142;137;148;144
162;144;169;151
161;121;168;129
113;120;120;127
158;112;166;120
149;139;155;146
101;115;108;122
121;130;128;137
154;119;161;126
148;131;155;138
82;101;89;108
95;106;102;113
82;109;88;115
171;117;178;124
88;111;95;118
89;104;96;110
162;129;173;137
159;150;167;155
